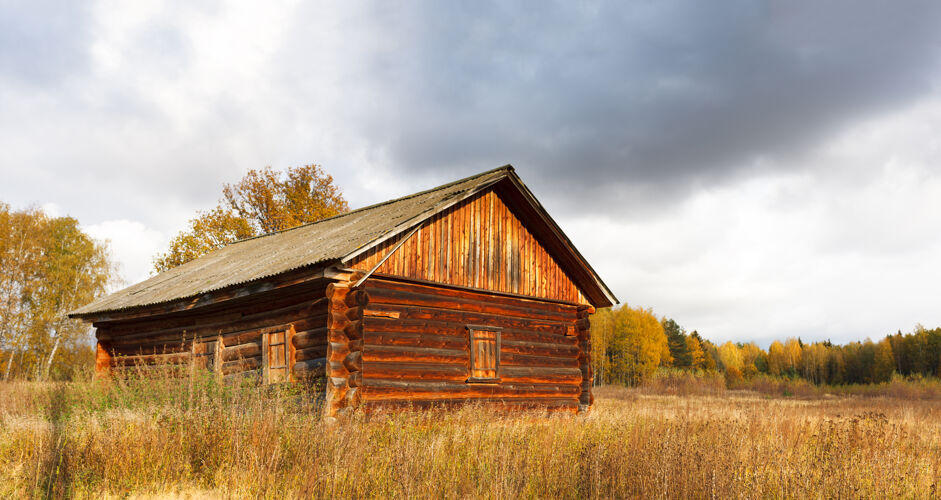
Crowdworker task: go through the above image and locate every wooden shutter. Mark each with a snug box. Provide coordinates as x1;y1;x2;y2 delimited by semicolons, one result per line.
263;330;290;383
467;326;501;383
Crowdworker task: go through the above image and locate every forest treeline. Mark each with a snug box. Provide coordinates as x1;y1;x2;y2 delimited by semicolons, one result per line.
591;304;941;387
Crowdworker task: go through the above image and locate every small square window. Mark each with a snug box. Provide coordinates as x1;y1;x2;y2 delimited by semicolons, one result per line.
466;325;501;383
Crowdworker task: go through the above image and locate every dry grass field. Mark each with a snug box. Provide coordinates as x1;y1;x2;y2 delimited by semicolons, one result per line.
1;373;939;498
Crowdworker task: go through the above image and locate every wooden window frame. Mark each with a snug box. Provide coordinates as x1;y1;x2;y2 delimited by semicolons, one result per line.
263;327;294;384
466;325;502;384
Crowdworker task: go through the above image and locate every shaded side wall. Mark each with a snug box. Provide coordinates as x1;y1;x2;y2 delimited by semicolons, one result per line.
94;280;330;382
354;277;588;412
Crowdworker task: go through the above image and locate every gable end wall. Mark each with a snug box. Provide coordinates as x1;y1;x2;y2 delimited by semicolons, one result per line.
349;188;589;305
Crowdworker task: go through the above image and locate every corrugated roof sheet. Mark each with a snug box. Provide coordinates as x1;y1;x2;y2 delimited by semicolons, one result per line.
72;166;512;316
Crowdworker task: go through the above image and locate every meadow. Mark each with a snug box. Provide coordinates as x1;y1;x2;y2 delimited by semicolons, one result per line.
1;372;940;499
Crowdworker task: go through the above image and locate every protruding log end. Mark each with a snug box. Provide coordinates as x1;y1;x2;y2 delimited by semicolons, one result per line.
345;306;364;321
348;371;362;388
344;320;363;340
327;311;350;330
343;350;362;373
345;387;361;407
326;282;350;300
344;289;369;308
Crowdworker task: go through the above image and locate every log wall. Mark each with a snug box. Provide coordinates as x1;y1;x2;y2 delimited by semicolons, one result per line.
350;188;589;305
355;277;586;412
93;281;330;382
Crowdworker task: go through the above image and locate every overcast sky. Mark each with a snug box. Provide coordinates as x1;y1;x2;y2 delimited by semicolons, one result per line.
2;1;941;346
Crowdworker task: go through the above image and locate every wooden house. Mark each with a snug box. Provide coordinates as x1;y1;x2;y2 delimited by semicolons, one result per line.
70;166;617;415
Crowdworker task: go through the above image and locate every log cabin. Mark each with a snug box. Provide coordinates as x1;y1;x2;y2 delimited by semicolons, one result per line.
70;166;617;416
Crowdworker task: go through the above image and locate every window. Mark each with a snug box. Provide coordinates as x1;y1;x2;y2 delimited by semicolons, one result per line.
466;326;501;383
263;329;291;383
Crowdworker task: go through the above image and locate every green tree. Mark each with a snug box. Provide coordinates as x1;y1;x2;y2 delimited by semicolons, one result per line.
662;318;691;368
154;164;348;271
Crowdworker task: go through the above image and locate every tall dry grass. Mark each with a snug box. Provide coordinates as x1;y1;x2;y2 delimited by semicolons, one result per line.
1;371;940;498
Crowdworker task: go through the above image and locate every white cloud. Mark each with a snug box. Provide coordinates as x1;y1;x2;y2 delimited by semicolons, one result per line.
562;94;941;345
83;219;168;287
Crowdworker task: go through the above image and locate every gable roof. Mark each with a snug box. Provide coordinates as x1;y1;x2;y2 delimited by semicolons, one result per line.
71;165;616;318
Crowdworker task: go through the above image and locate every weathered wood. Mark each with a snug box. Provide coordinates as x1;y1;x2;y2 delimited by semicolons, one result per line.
365;331;468;351
365;285;573;322
344;289;369;308
499;366;583;384
345;306;364;321
343;350;362;372
364;316;576;345
346;386;362;407
363;362;468;382
362;345;467;365
292;357;327;377
221;356;261;375
110;341;191;356
295;345;328;361
221;342;261;362
362;397;579;413
361;379;579;400
501;352;580;368
344;320;363;340
327;341;350;362
95;341;111;377
292;327;327;349
99;292;327;339
501;340;578;358
348;188;590;304
324;283;351;418
111;351;193;367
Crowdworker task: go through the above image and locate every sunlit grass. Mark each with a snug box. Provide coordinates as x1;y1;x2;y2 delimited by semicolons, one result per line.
1;371;940;498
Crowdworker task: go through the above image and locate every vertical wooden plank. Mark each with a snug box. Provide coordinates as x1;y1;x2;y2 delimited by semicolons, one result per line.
431;215;439;282
503;207;513;292
522;222;529;296
495;197;503;293
459;199;467;286
444;211;451;284
287;325;296;382
487;191;494;290
262;331;270;383
414;226;422;279
470;196;477;288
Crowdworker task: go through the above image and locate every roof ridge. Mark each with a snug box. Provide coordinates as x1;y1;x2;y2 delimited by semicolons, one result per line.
227;164;514;245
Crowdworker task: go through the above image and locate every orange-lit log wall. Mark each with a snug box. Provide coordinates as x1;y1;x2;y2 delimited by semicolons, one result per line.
350;189;589;305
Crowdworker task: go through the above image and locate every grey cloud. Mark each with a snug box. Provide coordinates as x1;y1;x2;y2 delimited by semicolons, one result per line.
278;1;941;213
